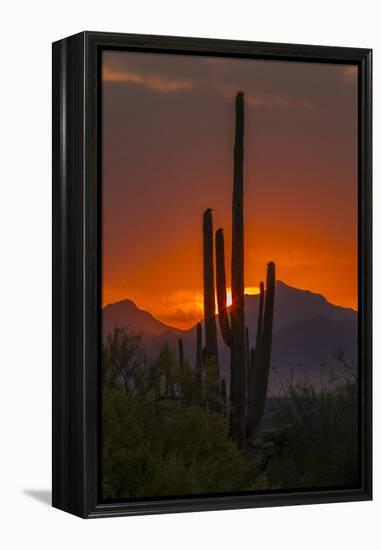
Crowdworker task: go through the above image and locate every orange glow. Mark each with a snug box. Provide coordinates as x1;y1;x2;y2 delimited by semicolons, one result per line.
102;52;358;330
245;287;260;296
103;283;261;331
225;287;259;308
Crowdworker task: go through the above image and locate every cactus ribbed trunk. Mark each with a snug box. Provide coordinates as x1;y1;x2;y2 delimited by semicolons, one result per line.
251;263;276;434
230;91;246;448
216;228;231;346
203;209;219;369
255;281;265;351
245;326;250;376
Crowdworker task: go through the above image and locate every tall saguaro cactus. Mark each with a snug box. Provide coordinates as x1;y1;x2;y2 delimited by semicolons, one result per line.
203;208;219;370
231;91;246;448
210;91;276;445
248;263;276;436
215;92;246;448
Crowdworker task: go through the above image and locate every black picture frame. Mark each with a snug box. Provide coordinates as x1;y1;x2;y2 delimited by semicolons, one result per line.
52;31;372;519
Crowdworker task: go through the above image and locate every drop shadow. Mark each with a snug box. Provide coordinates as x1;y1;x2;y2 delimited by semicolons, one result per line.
23;489;51;506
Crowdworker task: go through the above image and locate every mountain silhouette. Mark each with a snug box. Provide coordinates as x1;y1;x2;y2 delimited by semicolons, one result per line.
103;281;355;337
103;282;357;391
103;299;182;337
268;281;356;330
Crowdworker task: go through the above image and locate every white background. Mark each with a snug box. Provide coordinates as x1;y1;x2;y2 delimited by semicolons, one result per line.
0;1;378;548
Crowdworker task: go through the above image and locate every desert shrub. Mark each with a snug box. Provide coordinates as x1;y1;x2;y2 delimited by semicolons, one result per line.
256;356;358;489
102;327;251;499
102;328;358;496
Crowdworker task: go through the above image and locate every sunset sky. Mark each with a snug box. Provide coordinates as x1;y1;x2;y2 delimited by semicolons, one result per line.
102;50;358;330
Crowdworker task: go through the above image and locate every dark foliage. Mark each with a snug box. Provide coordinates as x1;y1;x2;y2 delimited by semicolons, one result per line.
250;356;359;489
102;327;257;499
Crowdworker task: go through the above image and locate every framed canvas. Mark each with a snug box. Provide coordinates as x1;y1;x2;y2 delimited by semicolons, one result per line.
52;31;372;518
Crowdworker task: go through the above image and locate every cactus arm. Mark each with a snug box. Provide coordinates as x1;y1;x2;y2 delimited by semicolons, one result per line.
245;326;250;374
255;281;265;351
203;209;219;368
215;228;232;346
252;262;276;433
260;262;276;396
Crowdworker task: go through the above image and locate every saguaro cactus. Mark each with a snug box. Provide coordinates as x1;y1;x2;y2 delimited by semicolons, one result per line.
215;92;246;448
212;91;276;444
249;263;276;435
203;208;219;369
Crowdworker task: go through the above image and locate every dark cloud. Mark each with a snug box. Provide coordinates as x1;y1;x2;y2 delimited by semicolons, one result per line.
103;51;356;111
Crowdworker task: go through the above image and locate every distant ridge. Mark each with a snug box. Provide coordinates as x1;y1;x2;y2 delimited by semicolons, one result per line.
102;282;357;391
103;281;357;337
258;280;356;331
102;298;182;337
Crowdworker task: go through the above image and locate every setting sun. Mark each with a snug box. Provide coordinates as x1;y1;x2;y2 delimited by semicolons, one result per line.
224;286;260;308
245;286;260;296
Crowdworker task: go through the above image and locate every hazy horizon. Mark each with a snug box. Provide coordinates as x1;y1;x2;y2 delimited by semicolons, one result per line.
102;278;358;333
